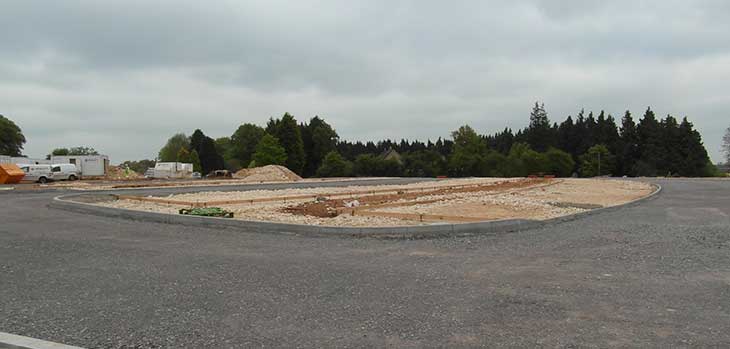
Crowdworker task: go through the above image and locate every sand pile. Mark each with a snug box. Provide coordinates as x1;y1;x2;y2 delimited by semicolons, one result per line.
106;166;143;180
234;165;302;182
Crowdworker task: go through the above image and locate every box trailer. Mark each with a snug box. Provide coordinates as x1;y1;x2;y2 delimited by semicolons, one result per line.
50;155;109;177
12;157;51;165
150;162;193;179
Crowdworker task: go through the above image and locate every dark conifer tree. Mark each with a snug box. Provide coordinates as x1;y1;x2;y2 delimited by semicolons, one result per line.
617;111;640;176
526;102;553;152
557;116;577;158
660;115;682;175
595;111;620;154
636;107;663;176
301;116;338;177
198;136;224;174
266;113;306;174
494;128;515;154
190;129;206;154
578;111;598;157
677;117;711;176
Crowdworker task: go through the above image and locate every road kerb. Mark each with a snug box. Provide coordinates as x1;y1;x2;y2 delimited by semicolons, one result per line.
0;331;84;349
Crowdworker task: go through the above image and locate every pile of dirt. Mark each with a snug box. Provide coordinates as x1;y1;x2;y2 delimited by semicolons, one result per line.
234;165;302;182
106;166;143;180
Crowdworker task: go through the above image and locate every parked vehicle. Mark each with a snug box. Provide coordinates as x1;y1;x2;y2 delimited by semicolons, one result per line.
50;155;109;177
148;162;193;179
192;172;202;179
51;163;80;181
206;170;233;178
18;164;53;183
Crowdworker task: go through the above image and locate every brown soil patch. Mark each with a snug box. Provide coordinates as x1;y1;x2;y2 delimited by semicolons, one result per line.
284;178;549;218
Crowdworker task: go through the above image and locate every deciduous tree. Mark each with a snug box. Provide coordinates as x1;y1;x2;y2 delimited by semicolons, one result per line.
176;147;201;173
580;144;615;177
448;125;487;177
159;133;190;162
252;134;287;166
230;123;265;168
316;151;351;177
0;114;26;156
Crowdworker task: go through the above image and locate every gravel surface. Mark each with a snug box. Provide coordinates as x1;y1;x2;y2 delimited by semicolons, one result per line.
378;178;653;220
97;178;652;226
1;179;729;347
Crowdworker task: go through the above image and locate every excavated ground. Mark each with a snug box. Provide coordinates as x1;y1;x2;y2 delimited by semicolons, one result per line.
283;178;549;218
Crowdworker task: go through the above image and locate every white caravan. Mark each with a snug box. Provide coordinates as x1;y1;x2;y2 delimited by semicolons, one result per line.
150;162;193;179
50;155;109;177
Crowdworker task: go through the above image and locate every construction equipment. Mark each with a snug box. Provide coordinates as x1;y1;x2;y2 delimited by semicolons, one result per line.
179;207;234;218
206;170;233;179
0;163;26;184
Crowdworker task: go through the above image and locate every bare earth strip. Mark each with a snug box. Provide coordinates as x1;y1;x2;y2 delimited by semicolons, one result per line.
97;178;653;227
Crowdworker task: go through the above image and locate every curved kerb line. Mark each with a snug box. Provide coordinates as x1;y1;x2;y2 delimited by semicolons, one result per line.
0;331;84;349
49;183;661;239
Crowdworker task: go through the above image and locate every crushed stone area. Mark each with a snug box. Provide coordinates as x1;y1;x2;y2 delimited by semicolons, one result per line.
96;178;654;227
376;179;652;220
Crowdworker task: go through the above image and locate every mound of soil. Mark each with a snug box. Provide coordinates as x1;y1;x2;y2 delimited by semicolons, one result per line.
234;165;302;182
106;166;143;180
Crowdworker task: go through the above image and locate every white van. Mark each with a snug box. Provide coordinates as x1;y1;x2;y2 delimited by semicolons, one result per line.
18;164;53;183
51;163;80;181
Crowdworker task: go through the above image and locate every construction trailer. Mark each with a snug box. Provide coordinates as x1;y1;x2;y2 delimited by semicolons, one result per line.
50;155;109;177
13;157;51;165
150;162;193;179
0;155;9;164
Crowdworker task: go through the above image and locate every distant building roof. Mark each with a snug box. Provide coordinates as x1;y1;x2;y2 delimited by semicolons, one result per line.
379;147;403;164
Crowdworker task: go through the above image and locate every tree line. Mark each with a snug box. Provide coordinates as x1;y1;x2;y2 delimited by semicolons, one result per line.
1;107;723;178
154;103;720;178
157;113;338;176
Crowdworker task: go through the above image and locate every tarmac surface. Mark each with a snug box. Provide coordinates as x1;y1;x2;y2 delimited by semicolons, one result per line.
1;178;729;347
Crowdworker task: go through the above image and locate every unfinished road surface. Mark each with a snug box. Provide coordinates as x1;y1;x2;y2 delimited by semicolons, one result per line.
1;179;729;347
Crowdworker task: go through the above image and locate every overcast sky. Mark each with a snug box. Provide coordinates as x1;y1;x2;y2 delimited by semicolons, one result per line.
2;0;729;162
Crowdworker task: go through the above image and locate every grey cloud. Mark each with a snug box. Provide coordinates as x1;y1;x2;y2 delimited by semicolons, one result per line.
0;0;728;162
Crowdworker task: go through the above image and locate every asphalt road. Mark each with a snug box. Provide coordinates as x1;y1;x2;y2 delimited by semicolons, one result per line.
1;179;729;348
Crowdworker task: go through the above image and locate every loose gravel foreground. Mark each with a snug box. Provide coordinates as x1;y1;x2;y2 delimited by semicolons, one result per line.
1;178;729;347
